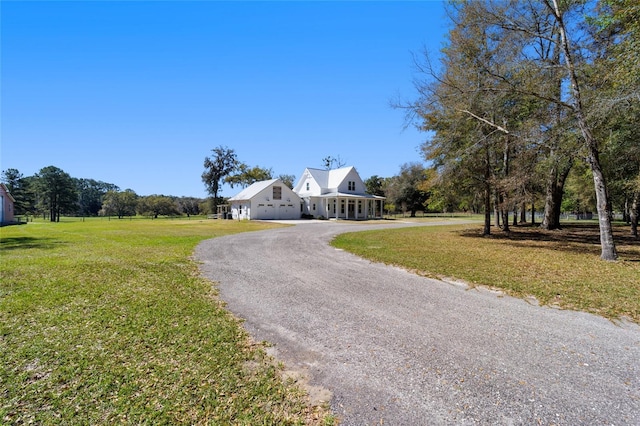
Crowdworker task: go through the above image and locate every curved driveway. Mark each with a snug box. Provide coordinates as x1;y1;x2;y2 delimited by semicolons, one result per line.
195;221;640;425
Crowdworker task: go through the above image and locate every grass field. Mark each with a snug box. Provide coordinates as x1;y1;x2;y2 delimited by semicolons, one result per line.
332;221;640;323
1;217;333;425
3;216;638;424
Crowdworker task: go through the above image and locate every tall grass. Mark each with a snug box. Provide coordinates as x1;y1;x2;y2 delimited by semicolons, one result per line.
1;218;330;424
332;223;640;322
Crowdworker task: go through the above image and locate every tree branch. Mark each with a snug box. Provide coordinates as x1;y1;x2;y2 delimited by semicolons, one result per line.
455;109;510;134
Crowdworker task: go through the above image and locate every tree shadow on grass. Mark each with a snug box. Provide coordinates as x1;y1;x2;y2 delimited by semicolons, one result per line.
0;236;64;251
458;223;640;260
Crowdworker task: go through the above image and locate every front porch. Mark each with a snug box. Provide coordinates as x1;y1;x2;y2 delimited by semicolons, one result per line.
310;195;385;220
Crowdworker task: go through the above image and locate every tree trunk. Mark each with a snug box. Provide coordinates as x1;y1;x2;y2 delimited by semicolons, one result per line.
494;190;501;228
483;147;491;236
552;167;570;225
623;198;630;224
520;202;526;223
49;194;56;222
502;207;510;233
541;161;561;230
549;0;617;260
484;185;491;236
630;191;638;238
531;200;536;225
502;136;510;233
588;152;618;259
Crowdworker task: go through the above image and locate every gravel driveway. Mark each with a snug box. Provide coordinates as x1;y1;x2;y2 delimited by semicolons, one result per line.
195;220;640;425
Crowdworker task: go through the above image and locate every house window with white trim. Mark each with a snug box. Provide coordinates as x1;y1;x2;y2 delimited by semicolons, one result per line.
306;182;310;191
341;200;345;214
348;181;355;191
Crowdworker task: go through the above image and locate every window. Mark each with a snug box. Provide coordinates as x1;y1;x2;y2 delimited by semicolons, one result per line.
358;201;362;214
312;203;316;211
273;186;282;200
341;200;345;214
348;181;355;191
306;182;310;191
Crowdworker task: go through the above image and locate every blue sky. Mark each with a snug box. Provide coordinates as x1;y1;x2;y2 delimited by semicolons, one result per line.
2;1;447;198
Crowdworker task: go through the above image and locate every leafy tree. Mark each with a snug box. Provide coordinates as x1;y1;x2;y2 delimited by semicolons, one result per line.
1;168;35;216
177;197;201;217
418;166;475;214
597;0;640;95
364;175;385;197
405;0;628;258
561;163;597;216
544;0;617;258
75;178;119;216
277;174;296;189
1;168;22;197
407;0;553;233
590;1;640;237
630;177;640;238
225;164;273;189
202;146;239;206
34;166;78;222
137;195;180;218
199;199;213;216
101;189;138;219
385;163;430;217
599;104;640;235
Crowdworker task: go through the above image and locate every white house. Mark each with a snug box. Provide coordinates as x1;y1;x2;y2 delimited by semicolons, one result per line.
292;166;385;220
228;179;302;220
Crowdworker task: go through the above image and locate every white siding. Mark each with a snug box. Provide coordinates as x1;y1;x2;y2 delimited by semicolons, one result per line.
228;179;302;220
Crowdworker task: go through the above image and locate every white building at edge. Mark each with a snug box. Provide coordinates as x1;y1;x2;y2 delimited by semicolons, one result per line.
228;166;385;220
228;178;301;220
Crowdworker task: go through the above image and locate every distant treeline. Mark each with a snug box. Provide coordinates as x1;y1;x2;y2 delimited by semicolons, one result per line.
1;166;215;222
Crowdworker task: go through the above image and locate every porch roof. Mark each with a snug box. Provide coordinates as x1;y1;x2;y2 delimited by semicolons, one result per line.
309;192;385;200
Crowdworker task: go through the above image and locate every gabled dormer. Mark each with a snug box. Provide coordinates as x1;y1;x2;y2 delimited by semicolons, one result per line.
293;166;366;196
329;166;366;195
293;168;326;196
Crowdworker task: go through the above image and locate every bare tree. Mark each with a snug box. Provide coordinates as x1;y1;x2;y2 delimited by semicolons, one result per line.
322;155;346;170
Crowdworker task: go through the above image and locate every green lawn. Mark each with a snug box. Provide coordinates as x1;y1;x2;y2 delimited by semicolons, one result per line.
332;222;640;323
1;218;333;425
4;217;637;424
